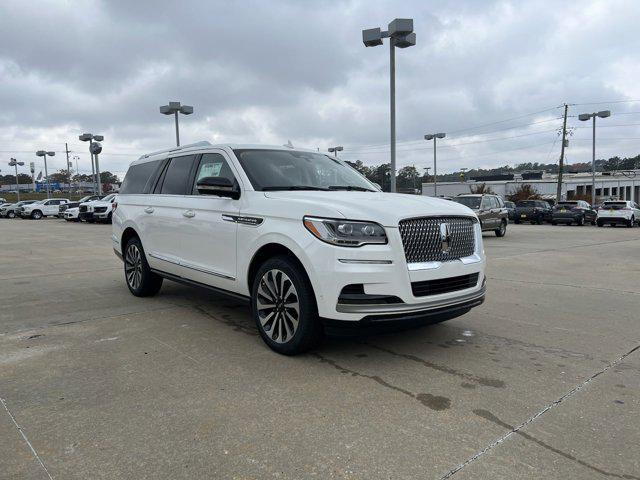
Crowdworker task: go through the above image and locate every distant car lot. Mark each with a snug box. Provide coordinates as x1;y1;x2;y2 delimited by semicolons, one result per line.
1;220;639;479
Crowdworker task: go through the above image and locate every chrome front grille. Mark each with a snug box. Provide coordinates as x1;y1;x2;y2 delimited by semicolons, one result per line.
398;216;476;263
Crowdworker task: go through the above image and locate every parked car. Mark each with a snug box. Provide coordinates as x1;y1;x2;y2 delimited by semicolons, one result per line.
63;207;80;221
79;194;116;222
551;200;597;226
450;194;508;237
91;194;117;223
0;197;6;203
20;199;70;219
504;201;516;222
596;200;640;227
1;200;37;218
514;200;553;224
58;195;104;217
113;143;487;354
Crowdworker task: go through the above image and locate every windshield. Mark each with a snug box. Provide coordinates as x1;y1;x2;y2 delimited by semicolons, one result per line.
516;201;537;207
451;197;481;209
233;149;377;192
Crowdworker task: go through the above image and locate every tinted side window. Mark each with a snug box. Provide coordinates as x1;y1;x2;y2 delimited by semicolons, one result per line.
160;155;196;195
120;160;163;194
192;153;236;194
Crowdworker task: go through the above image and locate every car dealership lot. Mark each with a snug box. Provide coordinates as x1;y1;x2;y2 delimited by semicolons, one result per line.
1;220;639;479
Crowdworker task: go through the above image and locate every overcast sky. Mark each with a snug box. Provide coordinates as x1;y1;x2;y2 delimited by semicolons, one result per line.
1;0;640;179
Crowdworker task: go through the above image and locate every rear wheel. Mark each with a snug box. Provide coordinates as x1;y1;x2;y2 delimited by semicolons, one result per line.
536;215;543;225
124;237;163;297
576;215;585;226
252;255;323;355
495;220;507;237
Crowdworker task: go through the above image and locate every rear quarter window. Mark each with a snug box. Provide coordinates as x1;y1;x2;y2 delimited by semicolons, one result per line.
120;160;163;194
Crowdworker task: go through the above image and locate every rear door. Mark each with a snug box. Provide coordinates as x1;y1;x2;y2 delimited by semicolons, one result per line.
143;154;198;276
479;196;493;229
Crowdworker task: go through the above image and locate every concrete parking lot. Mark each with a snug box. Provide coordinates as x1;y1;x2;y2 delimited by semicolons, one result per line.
1;219;639;479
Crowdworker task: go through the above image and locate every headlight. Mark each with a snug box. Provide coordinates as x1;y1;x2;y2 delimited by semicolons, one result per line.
303;216;387;247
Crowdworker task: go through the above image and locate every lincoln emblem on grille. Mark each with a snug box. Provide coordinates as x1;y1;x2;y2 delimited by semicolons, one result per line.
440;222;452;253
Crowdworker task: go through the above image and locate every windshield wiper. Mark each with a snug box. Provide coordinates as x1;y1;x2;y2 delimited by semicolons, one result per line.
328;185;375;192
262;185;330;191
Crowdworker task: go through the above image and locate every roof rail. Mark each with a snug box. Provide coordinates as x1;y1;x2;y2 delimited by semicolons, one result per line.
139;141;213;159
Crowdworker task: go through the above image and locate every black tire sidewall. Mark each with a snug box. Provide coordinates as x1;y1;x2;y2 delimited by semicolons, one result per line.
124;237;162;297
251;256;322;355
31;210;42;219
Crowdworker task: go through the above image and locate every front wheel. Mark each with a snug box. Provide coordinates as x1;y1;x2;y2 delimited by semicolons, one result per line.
124;237;163;297
31;210;43;220
495;220;507;237
7;211;15;219
597;221;604;227
576;215;585;226
536;215;543;225
252;256;323;355
628;217;635;228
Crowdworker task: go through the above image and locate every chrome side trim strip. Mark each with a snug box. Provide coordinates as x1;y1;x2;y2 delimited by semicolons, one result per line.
338;259;393;265
336;283;485;314
149;252;235;281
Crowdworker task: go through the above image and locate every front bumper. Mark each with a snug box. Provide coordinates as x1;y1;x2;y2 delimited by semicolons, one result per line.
79;212;94;221
94;212;110;220
305;223;486;322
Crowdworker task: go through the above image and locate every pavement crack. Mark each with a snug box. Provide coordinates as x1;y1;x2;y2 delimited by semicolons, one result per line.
473;409;640;479
0;397;54;480
363;342;505;388
439;344;640;479
312;353;451;411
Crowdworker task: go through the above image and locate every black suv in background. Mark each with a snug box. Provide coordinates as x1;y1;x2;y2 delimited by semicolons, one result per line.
451;194;509;237
552;200;597;226
504;201;516;222
514;200;553;224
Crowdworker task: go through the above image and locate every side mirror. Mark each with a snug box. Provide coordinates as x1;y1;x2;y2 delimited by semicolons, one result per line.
196;176;240;199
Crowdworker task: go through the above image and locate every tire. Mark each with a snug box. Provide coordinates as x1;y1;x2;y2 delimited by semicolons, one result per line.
7;211;15;219
87;218;95;223
31;210;43;220
106;213;113;224
536;215;543;225
577;215;585;226
123;236;163;297
251;255;323;355
495;220;507;237
597;220;604;227
627;217;634;228
514;219;520;224
551;221;557;226
591;221;597;226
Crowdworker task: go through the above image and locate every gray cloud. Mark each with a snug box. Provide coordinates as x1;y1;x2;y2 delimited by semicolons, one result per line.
1;0;639;178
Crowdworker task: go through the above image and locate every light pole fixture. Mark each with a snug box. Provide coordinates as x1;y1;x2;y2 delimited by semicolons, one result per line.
35;150;55;198
160;101;194;146
424;133;446;196
578;110;610;206
363;18;416;193
328;146;343;158
79;133;104;195
8;158;25;201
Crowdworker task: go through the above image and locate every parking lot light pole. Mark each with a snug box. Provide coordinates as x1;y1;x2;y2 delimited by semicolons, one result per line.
363;19;416;192
35;150;55;198
578;110;610;205
8;158;25;201
328;146;343;158
160;102;194;146
424;133;446;196
79;133;104;194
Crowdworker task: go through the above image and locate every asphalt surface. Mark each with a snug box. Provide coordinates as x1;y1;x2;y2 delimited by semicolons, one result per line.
1;218;639;479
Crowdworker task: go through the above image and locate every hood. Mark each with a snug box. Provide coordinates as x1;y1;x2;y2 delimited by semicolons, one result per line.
263;191;476;227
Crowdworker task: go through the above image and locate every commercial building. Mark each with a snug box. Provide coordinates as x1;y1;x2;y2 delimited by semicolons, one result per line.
422;170;640;202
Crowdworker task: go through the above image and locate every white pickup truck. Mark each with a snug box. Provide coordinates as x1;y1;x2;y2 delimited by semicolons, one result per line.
20;198;70;219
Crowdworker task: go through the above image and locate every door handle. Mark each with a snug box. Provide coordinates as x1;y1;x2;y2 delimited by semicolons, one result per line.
144;207;154;214
183;210;196;218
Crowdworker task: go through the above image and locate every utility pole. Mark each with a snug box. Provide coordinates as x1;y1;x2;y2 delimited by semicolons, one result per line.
556;103;569;202
65;143;71;193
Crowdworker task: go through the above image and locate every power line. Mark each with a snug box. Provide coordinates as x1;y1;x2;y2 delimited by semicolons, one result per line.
445;106;560;135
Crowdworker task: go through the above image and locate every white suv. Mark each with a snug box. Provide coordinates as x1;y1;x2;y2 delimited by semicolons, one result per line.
20;198;70;219
596;200;640;227
113;142;486;354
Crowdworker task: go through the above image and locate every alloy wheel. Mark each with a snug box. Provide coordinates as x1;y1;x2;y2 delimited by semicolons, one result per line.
256;269;300;344
125;244;143;290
